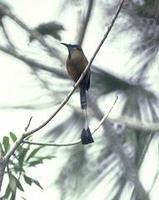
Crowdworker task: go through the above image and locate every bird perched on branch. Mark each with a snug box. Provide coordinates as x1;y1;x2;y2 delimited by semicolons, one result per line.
29;21;65;42
61;43;94;144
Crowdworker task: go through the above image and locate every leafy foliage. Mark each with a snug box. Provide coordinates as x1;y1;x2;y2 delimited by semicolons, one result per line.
29;21;65;42
0;132;54;200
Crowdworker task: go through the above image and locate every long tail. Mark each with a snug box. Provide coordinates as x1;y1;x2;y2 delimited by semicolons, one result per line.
80;84;94;144
80;86;87;110
81;127;94;144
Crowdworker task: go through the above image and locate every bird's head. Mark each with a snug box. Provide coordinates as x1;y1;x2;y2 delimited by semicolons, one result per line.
61;43;82;59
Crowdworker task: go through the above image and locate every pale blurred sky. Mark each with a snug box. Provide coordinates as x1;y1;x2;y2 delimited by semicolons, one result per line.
0;0;159;199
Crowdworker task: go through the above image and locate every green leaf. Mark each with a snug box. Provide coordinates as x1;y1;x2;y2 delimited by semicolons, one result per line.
14;166;25;174
0;142;4;156
3;136;10;153
33;179;43;190
34;156;55;161
24;175;43;190
10;192;16;200
23;174;32;185
42;155;55;160
26;146;42;161
28;159;43;167
16;178;24;192
9;174;16;193
18;147;30;168
4;183;12;199
9;132;17;142
9;174;24;192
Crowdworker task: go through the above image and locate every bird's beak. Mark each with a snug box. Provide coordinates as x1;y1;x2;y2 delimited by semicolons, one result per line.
61;43;71;58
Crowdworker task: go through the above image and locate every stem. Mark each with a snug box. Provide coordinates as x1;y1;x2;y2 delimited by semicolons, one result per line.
78;0;94;46
1;22;15;49
22;96;118;147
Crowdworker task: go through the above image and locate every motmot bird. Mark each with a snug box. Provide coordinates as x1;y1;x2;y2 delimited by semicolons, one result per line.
61;43;94;144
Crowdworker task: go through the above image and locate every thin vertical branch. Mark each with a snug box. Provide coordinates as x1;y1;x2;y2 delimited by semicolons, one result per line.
1;22;15;49
78;0;94;46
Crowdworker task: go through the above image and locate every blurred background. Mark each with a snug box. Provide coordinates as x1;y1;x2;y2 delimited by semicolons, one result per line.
1;0;159;199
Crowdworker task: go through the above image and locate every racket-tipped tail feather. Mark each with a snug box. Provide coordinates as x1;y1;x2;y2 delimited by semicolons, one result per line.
81;128;94;144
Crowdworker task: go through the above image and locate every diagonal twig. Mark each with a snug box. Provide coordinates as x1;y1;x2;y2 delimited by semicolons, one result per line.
1;22;15;49
22;96;118;146
24;116;33;132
